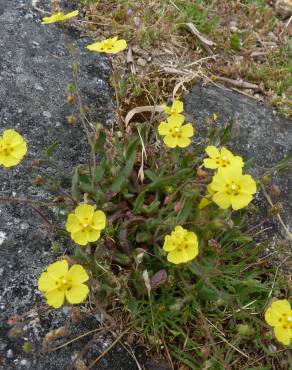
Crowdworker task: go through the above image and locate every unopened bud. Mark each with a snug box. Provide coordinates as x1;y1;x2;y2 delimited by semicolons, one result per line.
164;185;174;194
197;167;207;178
164;196;172;205
66;115;77;125
174;201;182;212
270;185;281;197
66;94;74;104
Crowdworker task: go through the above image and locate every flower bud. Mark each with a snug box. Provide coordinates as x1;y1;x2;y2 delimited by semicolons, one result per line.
164;185;174;194
197;167;207;178
66;94;74;104
237;324;254;337
66;115;77;125
174;201;182;212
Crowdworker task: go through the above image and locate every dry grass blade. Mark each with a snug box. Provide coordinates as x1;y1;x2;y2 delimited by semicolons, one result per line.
125;105;164;126
185;22;216;54
216;76;263;92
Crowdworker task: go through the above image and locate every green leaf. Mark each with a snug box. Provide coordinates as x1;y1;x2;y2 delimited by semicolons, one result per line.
125;137;140;160
95;157;106;182
94;131;106;155
136;232;151;243
145;169;158;182
45;142;59;159
111;138;139;192
142;200;160;213
146;168;193;191
177;198;194;223
133;192;145;213
71;167;81;200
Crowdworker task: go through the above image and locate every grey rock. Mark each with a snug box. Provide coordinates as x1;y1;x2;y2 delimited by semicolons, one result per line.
0;0;140;369
184;83;292;244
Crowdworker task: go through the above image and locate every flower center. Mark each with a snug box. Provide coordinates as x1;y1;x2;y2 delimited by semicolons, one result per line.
226;182;241;196
56;276;72;291
169;126;182;138
1;144;13;156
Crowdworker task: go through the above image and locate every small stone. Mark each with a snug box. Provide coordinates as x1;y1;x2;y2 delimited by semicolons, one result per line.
20;222;30;230
34;83;44;91
275;0;292;18
229;20;239;33
20;358;30;367
42;111;52;118
7;349;13;358
137;58;147;67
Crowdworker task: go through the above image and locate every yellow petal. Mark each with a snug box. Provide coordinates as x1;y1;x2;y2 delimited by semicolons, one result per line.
158;121;170;135
163;235;176;252
203;158;218;169
47;260;68;279
11;142;27;158
167;249;190;264
220;147;233;159
231;193;253;210
66;214;82;233
45;289;65;308
181;123;194;138
205;146;220;159
212;192;231;209
173;225;184;235
171;100;184;114
265;307;282;327
167;115;185;127
270;300;291;315
75;204;94;222
41;10;78;24
0;155;23;167
67;265;89;284
177;137;191;148
2;129;23;145
62;10;79;21
230;155;244;168
199;197;211;209
65;284;89;304
162;105;171;114
38;272;56;292
274;326;292;346
112;39;127;53
185;243;199;261
164;135;177;148
86;41;103;52
71;230;88;246
87;228;101;242
92;210;106;230
238;175;257;195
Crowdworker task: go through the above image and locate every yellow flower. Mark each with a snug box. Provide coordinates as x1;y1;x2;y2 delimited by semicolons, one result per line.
265;300;292;346
210;166;256;210
203;146;244;170
158;116;194;148
86;36;127;54
161;100;184;119
41;10;79;24
0;129;27;168
163;226;199;264
66;204;106;246
38;260;89;309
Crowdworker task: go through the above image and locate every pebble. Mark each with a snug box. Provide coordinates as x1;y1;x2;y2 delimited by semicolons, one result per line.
7;349;13;358
137;58;147;67
42;111;52;118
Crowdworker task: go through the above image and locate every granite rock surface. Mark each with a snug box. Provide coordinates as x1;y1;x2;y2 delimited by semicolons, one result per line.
0;1;141;369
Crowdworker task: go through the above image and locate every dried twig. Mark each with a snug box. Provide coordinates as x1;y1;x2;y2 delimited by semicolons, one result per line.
216;76;263;92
